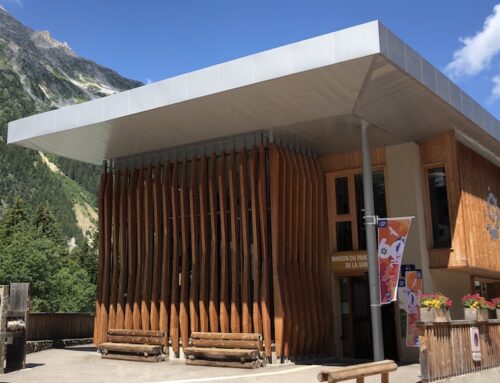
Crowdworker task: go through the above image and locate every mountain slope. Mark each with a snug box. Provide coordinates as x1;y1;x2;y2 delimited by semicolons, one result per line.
0;7;142;244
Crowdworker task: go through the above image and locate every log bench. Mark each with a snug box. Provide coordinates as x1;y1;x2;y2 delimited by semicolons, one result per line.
317;360;398;383
184;332;265;369
98;329;168;362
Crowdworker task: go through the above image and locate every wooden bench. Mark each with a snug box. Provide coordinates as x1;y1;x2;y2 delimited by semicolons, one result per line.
317;360;398;383
98;329;167;362
184;332;265;369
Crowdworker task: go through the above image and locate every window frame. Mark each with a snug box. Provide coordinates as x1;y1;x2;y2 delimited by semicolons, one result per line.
421;162;453;250
326;166;387;253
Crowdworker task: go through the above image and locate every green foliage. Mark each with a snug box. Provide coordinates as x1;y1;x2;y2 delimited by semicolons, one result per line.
0;197;97;312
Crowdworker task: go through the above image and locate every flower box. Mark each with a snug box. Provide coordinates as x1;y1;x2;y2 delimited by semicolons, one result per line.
497;308;500;319
419;307;450;322
464;307;489;322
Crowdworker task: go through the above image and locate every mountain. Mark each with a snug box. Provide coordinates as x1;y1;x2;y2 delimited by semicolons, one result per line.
0;7;143;245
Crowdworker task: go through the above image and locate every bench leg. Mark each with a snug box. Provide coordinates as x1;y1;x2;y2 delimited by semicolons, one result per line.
356;378;364;383
381;372;389;383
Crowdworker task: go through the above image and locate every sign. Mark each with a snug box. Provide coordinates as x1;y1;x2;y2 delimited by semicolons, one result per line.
378;217;413;304
398;269;423;347
332;253;368;273
486;187;499;240
470;327;481;362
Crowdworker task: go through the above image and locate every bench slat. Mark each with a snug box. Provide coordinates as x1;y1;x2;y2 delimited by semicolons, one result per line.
188;338;262;350
107;335;165;345
317;360;397;382
107;329;166;338
184;347;261;360
190;332;262;341
98;342;162;354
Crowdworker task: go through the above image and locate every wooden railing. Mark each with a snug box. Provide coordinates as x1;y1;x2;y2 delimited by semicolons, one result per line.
419;320;500;382
27;313;94;341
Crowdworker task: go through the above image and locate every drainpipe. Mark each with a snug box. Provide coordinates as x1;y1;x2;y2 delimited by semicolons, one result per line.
361;121;384;361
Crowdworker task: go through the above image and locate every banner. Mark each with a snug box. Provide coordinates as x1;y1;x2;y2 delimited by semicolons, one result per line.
377;217;413;304
404;270;423;347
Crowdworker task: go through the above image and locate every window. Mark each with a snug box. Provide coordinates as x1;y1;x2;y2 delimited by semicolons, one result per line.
427;167;451;248
327;169;387;252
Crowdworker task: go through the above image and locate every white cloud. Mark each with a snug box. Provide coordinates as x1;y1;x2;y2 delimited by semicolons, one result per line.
446;3;500;78
490;75;500;102
0;0;23;8
145;78;152;84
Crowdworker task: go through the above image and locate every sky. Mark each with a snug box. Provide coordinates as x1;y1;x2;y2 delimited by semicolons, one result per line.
1;0;500;118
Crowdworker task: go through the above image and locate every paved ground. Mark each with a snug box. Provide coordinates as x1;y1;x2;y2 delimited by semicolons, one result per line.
2;345;422;383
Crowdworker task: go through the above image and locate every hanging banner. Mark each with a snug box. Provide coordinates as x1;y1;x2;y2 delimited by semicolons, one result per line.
377;217;413;304
404;270;423;347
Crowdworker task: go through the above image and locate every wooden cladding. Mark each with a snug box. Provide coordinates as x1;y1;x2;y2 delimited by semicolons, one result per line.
420;132;500;274
268;145;333;358
94;144;333;359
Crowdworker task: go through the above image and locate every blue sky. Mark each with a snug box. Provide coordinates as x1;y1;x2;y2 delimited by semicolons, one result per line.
1;0;500;118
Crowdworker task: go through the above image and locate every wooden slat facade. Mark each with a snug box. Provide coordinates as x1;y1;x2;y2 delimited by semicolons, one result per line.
93;144;333;359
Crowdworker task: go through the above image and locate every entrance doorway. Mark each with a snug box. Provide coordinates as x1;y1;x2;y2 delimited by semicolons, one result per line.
339;275;399;360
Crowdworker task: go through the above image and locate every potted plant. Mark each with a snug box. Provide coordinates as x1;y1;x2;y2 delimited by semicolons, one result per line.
418;293;452;322
492;297;500;319
461;294;492;321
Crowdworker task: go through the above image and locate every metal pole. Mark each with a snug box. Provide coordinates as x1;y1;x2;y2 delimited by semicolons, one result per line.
361;121;384;361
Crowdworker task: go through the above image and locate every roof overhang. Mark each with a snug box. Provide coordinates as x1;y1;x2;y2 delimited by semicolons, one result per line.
8;21;500;165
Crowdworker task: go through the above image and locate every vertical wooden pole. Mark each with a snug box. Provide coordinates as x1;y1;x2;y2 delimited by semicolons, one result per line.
279;147;291;358
269;145;284;358
208;153;220;332
249;146;262;336
229;149;241;333
115;169;128;329
199;156;210;332
218;153;230;333
159;162;172;341
291;152;306;357
124;169;138;330
170;161;180;353
133;167;144;330
179;160;190;348
150;163;163;331
258;145;272;357
94;171;107;344
99;168;113;341
108;170;120;330
141;165;153;330
189;158;200;334
239;147;252;333
284;149;299;357
298;154;313;354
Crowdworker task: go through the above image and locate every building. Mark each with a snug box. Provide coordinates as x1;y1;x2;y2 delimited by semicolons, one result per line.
8;21;500;363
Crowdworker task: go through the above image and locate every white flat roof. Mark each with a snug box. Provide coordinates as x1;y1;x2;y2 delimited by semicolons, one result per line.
8;21;500;165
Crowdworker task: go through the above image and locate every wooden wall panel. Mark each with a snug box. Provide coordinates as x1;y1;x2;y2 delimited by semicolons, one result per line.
93;144;333;360
319;147;385;172
420;132;467;268
456;143;500;272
